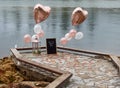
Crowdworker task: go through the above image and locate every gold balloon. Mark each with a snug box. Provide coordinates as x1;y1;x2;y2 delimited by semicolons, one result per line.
71;7;88;26
34;4;51;24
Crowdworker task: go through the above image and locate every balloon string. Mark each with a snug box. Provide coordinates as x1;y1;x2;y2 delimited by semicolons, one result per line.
39;41;41;54
62;45;64;59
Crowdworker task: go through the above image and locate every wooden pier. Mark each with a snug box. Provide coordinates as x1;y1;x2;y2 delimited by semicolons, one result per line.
10;46;120;88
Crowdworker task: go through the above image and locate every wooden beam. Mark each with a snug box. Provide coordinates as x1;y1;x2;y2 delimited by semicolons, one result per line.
18;57;65;75
10;48;66;75
10;48;73;88
16;46;46;51
10;48;22;58
46;73;72;88
57;46;110;56
13;46;118;57
109;55;120;75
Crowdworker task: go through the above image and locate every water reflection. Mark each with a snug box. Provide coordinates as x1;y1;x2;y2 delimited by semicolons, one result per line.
0;6;120;58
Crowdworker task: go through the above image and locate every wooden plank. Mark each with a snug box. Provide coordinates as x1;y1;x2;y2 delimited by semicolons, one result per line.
14;46;109;56
57;46;110;56
14;46;117;57
46;73;72;88
18;57;65;75
10;48;23;58
10;48;73;88
10;48;65;75
16;46;46;51
109;55;120;75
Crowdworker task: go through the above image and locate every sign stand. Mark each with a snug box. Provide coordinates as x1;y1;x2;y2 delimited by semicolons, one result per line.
46;38;57;54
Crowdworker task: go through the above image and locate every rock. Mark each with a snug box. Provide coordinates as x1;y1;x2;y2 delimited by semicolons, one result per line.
86;81;95;86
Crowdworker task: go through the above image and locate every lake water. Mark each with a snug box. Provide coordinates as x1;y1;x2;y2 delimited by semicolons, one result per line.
0;0;120;58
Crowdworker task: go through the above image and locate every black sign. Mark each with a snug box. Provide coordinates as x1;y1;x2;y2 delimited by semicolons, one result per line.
46;38;57;54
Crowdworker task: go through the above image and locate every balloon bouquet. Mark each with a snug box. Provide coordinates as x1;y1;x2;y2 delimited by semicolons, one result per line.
23;3;51;54
60;7;88;57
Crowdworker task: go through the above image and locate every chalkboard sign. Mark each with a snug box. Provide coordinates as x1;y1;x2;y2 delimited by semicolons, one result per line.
46;38;57;54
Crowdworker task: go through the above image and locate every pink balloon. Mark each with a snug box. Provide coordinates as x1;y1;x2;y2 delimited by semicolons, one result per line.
34;4;51;24
44;6;51;13
37;30;44;38
71;7;88;26
34;4;44;10
60;37;68;45
24;34;31;43
69;29;77;37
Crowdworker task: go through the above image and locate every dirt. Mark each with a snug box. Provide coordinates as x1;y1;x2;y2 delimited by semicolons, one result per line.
0;57;50;88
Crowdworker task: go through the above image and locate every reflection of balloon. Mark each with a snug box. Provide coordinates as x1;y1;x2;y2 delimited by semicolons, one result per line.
24;34;31;43
32;34;39;42
65;33;72;41
34;4;51;24
69;29;77;37
37;29;44;38
71;7;88;26
60;37;68;45
75;32;84;40
34;24;42;34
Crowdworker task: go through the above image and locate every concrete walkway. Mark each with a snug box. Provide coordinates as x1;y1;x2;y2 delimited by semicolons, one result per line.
23;52;120;88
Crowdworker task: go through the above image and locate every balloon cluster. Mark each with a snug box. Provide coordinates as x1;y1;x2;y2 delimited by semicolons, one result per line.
24;5;87;48
60;7;88;46
60;29;84;46
24;3;51;44
24;24;44;43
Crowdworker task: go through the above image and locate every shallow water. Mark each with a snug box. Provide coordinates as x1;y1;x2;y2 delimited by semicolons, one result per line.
0;1;120;58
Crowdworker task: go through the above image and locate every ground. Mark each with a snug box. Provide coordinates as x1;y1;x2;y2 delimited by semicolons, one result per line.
22;52;120;88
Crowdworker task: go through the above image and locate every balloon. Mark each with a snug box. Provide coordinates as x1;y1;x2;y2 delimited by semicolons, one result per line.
69;29;77;38
60;37;68;45
44;6;51;13
24;34;31;43
34;4;51;24
71;7;88;26
37;29;44;38
75;32;84;40
34;4;44;10
15;44;17;48
65;33;72;41
31;34;39;42
34;24;42;34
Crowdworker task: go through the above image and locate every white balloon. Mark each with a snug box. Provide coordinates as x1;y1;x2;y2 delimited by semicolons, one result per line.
15;44;17;48
31;34;39;42
75;32;84;40
37;29;44;38
65;33;72;41
34;24;42;34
